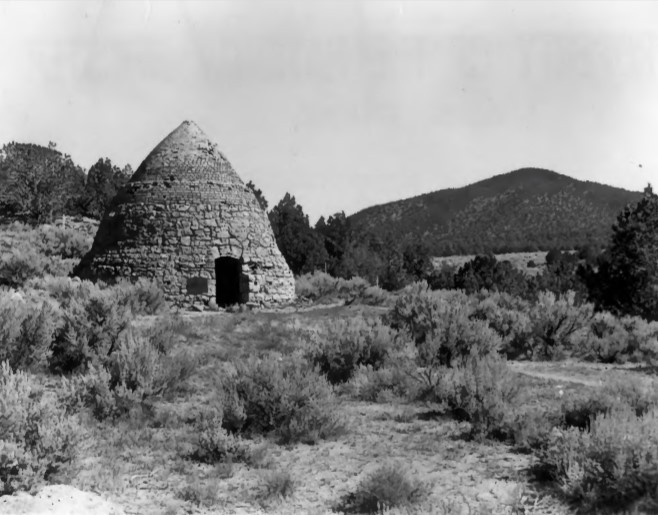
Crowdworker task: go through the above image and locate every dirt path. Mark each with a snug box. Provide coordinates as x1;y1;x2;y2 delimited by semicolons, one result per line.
508;362;604;387
508;360;655;389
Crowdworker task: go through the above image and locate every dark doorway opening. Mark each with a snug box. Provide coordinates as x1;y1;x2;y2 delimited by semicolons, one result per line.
215;257;247;306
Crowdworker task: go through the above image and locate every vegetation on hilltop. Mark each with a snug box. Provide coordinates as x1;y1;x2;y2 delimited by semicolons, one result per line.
349;168;642;256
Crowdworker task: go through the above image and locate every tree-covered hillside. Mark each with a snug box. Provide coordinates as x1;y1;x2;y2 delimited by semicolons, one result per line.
349;168;642;255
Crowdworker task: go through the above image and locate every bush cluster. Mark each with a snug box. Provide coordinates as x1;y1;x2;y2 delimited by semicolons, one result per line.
295;271;389;305
391;283;653;365
0;362;83;495
346;363;418;403
60;322;194;421
436;353;519;439
525;291;593;360
192;410;252;465
204;354;344;446
471;291;531;359
0;290;59;371
1;277;183;421
389;284;501;383
308;316;394;384
577;313;658;364
0;222;93;287
536;404;658;513
336;462;428;514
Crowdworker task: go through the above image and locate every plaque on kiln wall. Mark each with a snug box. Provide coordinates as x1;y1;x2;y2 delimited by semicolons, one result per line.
186;277;208;294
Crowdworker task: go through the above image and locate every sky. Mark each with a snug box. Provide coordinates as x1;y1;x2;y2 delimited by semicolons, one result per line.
1;1;657;223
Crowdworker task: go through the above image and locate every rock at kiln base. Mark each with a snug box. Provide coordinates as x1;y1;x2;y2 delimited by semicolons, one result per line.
0;485;125;515
74;121;295;309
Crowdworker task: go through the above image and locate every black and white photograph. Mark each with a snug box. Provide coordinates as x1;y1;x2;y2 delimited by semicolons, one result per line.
1;1;657;514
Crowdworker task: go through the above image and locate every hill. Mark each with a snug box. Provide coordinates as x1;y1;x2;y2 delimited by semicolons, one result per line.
348;168;643;256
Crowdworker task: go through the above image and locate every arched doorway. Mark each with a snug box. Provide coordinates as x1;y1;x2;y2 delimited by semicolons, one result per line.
215;256;247;306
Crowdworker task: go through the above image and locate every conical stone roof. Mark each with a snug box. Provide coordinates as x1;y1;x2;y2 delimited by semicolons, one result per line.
74;121;295;309
130;120;242;184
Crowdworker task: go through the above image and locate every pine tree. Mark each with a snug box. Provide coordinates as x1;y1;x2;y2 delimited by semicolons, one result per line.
246;180;268;211
0;142;86;223
84;158;129;219
585;184;658;320
268;193;328;275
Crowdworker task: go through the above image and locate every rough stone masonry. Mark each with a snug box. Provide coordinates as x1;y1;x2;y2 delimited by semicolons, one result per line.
74;120;295;309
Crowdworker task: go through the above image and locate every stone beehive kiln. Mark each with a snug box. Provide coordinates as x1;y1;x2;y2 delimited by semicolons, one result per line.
74;121;295;309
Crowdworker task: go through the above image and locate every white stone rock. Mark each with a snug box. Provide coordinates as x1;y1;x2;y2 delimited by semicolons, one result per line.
0;485;125;515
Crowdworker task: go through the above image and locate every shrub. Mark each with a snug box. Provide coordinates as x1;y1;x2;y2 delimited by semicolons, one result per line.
24;274;81;299
108;330;196;399
505;406;563;452
359;285;390;306
638;328;658;367
416;313;501;378
471;291;532;359
59;363;136;421
49;283;133;373
599;376;658;417
526;291;593;360
553;376;658;435
346;363;418;403
112;278;168;316
46;278;168;373
309;316;394;384
454;254;530;298
436;354;519;439
176;480;220;508
0;248;52;288
60;326;195;421
387;281;449;344
295;271;387;305
11;301;59;372
0;223;89;287
560;392;614;432
35;225;92;259
0;362;83;495
259;470;296;501
0;290;60;372
389;284;501;388
295;271;343;301
427;262;457;290
231;354;343;444
336;462;428;514
619;317;658;366
192;411;252;464
535;403;658;512
30;276;167;317
575;312;646;364
538;305;658;365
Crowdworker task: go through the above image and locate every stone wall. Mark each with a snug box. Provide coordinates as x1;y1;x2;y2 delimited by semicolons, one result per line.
74;121;295;309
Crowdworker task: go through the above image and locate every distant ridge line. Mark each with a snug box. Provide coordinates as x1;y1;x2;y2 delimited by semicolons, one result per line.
348;167;643;256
